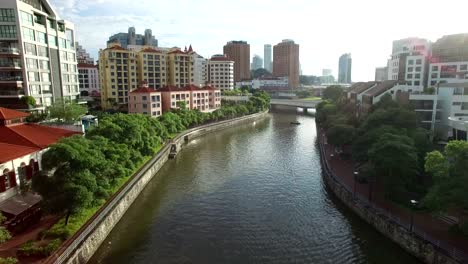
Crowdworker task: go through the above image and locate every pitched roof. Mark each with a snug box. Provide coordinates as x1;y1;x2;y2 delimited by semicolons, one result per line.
0;108;29;121
129;87;160;94
77;63;97;68
168;49;187;55
348;82;378;95
0;143;38;164
363;80;401;97
159;85;188;92
140;47;162;53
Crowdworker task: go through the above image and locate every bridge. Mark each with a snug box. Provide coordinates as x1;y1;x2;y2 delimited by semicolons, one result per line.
222;96;321;112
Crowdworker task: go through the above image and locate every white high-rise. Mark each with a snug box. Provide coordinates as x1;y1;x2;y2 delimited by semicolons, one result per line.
263;44;272;72
208;54;234;90
193;53;208;87
0;0;80;108
251;55;263;70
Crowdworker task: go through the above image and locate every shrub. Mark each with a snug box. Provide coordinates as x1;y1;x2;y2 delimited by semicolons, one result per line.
0;257;18;264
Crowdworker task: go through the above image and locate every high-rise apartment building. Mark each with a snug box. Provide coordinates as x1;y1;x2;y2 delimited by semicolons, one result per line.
167;49;194;88
76;42;94;64
193;53;208;87
375;67;388;81
78;63;99;97
273;39;300;89
338;53;352;83
322;69;332;76
208;54;234;90
386;37;430;87
223;40;250;82
0;0;80;108
264;44;272;72
107;27;158;49
251;55;263;70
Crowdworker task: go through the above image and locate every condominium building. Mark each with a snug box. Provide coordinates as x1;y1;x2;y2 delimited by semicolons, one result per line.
223;40;250;82
128;83;162;117
77;63;99;98
338;53;352;83
264;44;272;72
0;0;80;109
166;49;194;88
136;47;166;89
251;55;263;70
76;42;94;64
193;53;208;87
107;27;158;49
208;54;234;91
273;39;300;89
159;84;221;113
386;37;431;87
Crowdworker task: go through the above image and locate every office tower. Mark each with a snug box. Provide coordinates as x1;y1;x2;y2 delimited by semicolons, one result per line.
223;40;250;82
273;39;300;89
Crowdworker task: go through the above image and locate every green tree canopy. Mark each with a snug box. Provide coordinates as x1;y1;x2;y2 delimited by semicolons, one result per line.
322;85;344;102
47;100;87;122
326;124;356;147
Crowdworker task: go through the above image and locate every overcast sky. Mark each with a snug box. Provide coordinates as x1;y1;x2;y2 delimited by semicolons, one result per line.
50;0;468;82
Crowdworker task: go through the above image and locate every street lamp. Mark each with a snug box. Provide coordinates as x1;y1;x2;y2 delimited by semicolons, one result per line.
353;171;359;197
410;199;418;233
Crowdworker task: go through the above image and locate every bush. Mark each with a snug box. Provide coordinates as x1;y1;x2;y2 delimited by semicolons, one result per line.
18;239;62;257
0;257;17;264
20;96;36;107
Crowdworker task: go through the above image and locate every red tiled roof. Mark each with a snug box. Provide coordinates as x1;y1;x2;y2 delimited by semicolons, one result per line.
0;143;38;164
159;85;188;92
141;48;162;53
0;124;81;149
104;45;126;51
129;87;160;94
77;63;97;68
168;50;187;55
210;55;233;62
202;85;220;91
0;108;29;121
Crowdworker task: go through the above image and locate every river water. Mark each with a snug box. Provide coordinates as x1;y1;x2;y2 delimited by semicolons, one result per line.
90;112;420;264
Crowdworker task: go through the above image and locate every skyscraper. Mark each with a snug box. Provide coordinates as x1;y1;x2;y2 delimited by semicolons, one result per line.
223;41;250;82
273;39;300;89
264;44;272;72
251;55;263;70
0;0;80;108
107;27;158;48
338;53;352;83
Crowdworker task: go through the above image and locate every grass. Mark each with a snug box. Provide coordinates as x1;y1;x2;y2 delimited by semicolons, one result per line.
302;97;322;101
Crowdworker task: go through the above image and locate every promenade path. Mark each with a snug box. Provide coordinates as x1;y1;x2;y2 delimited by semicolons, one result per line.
318;128;468;262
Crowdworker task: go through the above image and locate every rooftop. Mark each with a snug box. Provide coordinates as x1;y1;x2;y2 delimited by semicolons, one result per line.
0;107;29;121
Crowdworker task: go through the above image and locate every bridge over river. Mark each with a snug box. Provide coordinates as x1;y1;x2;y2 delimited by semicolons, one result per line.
222;96;322;112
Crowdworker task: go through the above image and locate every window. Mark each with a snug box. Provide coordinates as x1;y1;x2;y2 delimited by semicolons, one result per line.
407;67;413;72
407;74;413;79
460;65;467;71
416;59;422;65
37;31;47;44
59;38;67;48
0;9;15;22
415;66;421;72
26;58;37;69
28;72;40;81
20;11;33;26
408;60;414;65
48;35;58;46
24;43;36;55
47;19;55;29
41;72;50;82
65;29;74;48
142;103;147;109
39;60;49;70
37;46;48;57
432;65;439;71
431;73;438;78
0;25;17;38
22;27;35;41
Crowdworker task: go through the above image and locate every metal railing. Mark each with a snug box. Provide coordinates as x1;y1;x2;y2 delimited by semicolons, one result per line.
318;141;468;263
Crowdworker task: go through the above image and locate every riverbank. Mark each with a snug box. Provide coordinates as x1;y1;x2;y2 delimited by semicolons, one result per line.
42;111;269;264
316;126;467;264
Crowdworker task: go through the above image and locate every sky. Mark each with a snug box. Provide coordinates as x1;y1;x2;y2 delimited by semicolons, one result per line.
49;0;468;82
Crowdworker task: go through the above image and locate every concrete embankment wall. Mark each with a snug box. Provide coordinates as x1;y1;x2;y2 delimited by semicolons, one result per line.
46;112;269;264
317;140;459;264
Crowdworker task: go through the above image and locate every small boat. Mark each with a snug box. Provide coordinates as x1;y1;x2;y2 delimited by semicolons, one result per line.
290;121;301;125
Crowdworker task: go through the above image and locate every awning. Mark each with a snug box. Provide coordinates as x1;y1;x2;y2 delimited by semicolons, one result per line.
0;193;42;216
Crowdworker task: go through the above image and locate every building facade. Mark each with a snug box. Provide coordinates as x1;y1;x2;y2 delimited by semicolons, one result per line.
128;83;162;117
77;63;99;97
208;54;234;91
107;27;158;49
251;54;263;70
75;42;93;64
193;53;208;87
0;0;80;109
375;67;388;81
338;53;352;83
273;39;300;89
264;44;272;72
159;84;221;113
223;40;250;82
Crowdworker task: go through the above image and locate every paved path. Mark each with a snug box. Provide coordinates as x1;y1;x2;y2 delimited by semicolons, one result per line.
318;129;468;261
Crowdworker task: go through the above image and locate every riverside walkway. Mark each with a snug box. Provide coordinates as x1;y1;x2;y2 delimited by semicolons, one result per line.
318;129;468;263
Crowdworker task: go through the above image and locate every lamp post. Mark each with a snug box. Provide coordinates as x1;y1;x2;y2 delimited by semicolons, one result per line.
353;171;359;197
410;199;418;233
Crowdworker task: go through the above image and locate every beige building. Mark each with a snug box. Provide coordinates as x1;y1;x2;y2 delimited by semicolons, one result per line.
208;54;234;90
128;83;162;117
136;47;166;90
223;41;250;82
167;49;194;88
273;39;300;89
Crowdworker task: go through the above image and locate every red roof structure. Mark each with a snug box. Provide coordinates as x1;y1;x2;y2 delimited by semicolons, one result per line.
0;108;81;163
129;87;159;94
0;107;29;121
141;47;162;53
159;85;188;92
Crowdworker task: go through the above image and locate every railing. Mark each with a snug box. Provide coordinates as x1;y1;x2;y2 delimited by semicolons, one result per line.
318;140;468;263
0;63;21;68
0;47;20;54
0;76;23;82
0;90;24;96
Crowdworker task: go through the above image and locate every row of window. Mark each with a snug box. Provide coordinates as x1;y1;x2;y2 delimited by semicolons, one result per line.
24;43;48;57
0;25;16;38
408;59;422;65
0;8;15;22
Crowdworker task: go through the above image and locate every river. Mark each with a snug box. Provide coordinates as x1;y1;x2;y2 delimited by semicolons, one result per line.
89;112;420;264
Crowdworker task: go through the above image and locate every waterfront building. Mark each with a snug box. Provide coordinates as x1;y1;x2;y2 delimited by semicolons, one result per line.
76;42;94;64
167;48;194;88
223;40;250;82
338;53;352;83
107;27;158;49
0;0;80;109
208;54;234;91
159;84;221;113
273;39;300;89
193;52;208;87
375;67;388;81
128;82;162;117
136;47;166;89
251;55;263;70
264;44;272;72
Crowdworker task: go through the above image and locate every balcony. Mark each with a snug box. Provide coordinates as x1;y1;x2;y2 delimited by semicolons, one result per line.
0;89;25;97
0;76;23;82
0;62;21;69
0;47;20;55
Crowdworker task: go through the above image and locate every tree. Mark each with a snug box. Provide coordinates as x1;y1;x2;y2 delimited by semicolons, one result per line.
322;85;343;102
0;213;11;243
47;100;87;122
299;75;318;85
296;90;311;98
371;94;399;112
251;68;271;79
20;96;36;107
327;124;355;147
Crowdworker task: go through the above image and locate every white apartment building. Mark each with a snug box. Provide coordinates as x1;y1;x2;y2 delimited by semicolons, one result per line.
0;0;79;108
428;61;468;86
387;38;430;85
404;55;427;87
208;54;234;91
77;63;99;98
193;53;208;87
236;77;289;90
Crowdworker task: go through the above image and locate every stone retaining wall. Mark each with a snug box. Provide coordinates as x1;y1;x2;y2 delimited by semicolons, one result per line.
46;112;269;264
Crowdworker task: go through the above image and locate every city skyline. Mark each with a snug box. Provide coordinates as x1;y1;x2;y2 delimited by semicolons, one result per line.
50;0;468;82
